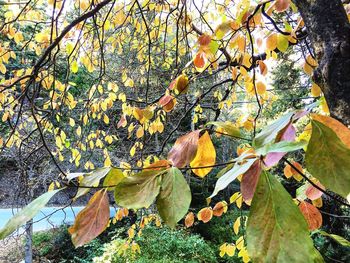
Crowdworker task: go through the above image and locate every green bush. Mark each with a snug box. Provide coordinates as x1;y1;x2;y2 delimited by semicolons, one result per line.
94;225;218;263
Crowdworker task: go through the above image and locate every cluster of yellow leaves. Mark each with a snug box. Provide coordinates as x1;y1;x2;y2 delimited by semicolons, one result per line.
219;236;250;262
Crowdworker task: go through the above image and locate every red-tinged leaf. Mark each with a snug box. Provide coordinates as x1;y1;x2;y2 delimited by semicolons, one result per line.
299;201;323;231
241;160;262;201
117;115;127;128
159;94;176;112
69;190;110;247
306;182;325;200
212;201;227;217
198;34;211;46
275;0;290;13
264;123;296;167
168;130;200;168
185;212;194;228
197;207;213;223
194;51;206;68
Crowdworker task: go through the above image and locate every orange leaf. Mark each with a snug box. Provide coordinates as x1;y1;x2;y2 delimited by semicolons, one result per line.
258;60;267;75
190;131;216;177
311;114;350;148
159;94;176;112
299;201;322;231
197;207;213;223
194;51;206;68
212;201;228;217
69;190;110;247
266;33;277;51
144;160;170;171
275;0;290;13
185;212;195;228
168;130;200;168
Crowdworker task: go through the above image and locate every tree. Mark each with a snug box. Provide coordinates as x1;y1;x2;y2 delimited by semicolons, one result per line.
0;0;349;262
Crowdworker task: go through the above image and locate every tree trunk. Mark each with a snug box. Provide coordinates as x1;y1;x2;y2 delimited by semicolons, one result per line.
293;0;350;125
24;219;33;263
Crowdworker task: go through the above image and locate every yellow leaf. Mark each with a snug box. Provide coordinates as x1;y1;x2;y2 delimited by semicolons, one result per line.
233;217;241;235
277;34;289;52
190;131;216;177
256;81;266;95
226;244;236;257
230;192;240;204
71;61;79;73
136;126;144;138
311;83;322;97
103;114;109;124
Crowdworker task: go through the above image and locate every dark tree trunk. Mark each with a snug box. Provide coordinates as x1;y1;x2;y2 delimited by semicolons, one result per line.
293;0;350;125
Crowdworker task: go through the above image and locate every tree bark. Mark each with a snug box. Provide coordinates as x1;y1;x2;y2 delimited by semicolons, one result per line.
24;219;33;263
293;0;350;125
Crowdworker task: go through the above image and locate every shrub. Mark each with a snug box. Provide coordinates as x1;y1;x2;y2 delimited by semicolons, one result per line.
94;225;218;263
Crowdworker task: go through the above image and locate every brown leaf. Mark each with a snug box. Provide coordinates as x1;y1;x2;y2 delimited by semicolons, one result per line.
69;190;110;247
168;130;200;168
299;201;322;231
241;160;262;201
184;212;194;228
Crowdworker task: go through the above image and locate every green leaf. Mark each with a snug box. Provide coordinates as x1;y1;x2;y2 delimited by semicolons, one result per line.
0;189;61;239
247;171;324;262
103;168;124;190
206;121;241;138
253;112;294;149
156;168;191;228
208;40;220;54
305;120;350;199
319;231;350;247
256;140;306;156
209;157;257;198
114;170;164;209
75;167;111;199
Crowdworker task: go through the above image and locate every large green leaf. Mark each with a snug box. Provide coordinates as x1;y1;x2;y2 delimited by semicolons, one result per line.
253;112;294;149
114;170;164;209
209;157;257;198
255;140;306;156
247;171;324;263
305;120;350;199
156;168;191;228
0;189;61;239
